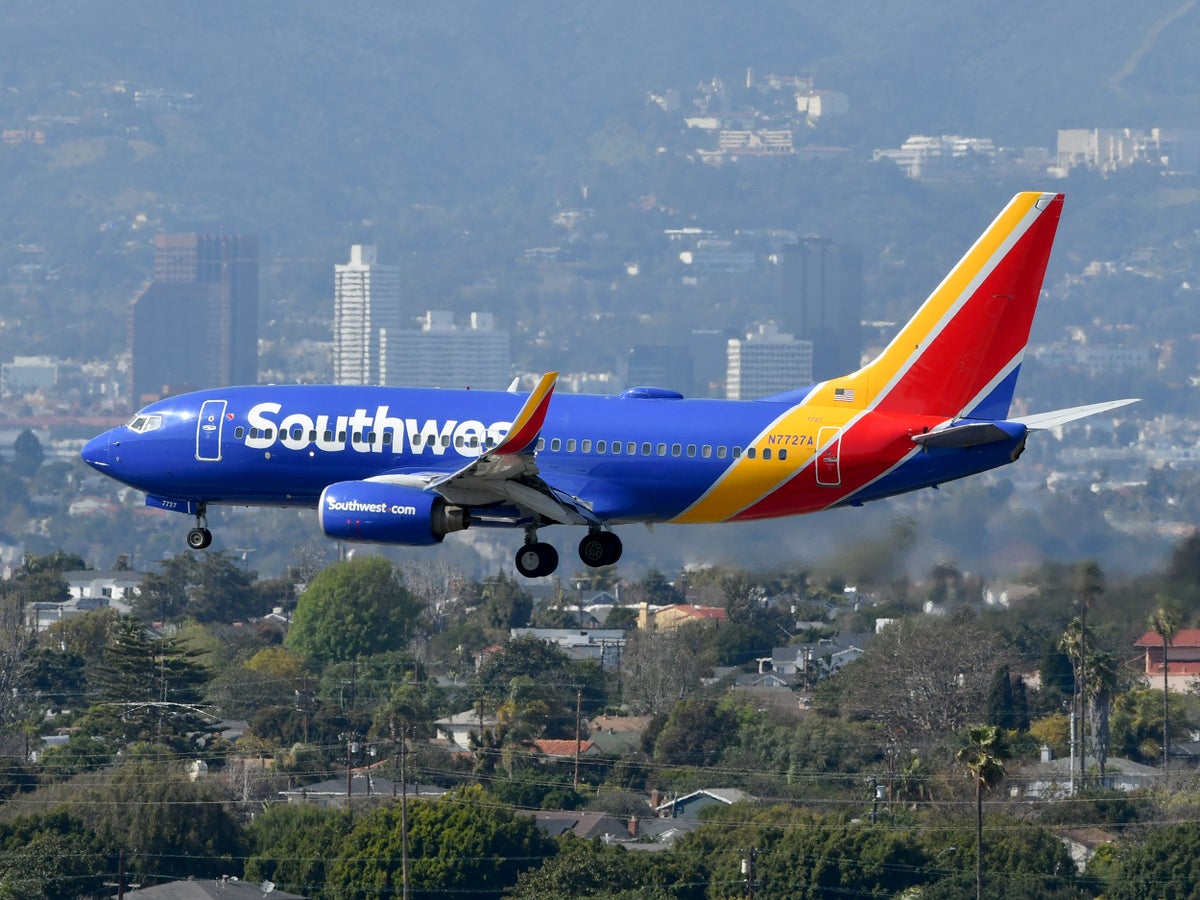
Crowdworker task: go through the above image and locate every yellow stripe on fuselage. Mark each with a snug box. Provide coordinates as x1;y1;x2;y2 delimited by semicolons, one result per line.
671;400;859;524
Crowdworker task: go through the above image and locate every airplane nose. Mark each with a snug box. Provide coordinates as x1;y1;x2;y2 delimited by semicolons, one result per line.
81;433;110;469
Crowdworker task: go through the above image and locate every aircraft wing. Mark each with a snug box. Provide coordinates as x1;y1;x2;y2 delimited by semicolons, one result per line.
367;372;596;526
1012;398;1139;430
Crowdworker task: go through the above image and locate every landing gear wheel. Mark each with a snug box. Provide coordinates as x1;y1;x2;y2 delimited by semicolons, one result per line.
515;542;559;578
187;527;213;550
579;530;622;568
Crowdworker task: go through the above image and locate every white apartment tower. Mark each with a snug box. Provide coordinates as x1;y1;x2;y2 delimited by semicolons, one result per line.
725;324;813;400
382;311;511;389
333;245;401;385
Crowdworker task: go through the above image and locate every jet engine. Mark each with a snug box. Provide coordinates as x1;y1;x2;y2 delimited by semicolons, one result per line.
319;481;470;546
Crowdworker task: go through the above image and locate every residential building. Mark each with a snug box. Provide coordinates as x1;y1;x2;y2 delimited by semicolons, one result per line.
131;234;258;403
510;627;626;670
121;878;307;899
382;310;511;389
1055;128;1200;174
333;244;401;385
779;238;863;379
1133;628;1200;692
725;324;813;400
637;602;728;631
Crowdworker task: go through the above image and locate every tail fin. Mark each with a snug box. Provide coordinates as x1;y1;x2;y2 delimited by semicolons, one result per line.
825;192;1064;420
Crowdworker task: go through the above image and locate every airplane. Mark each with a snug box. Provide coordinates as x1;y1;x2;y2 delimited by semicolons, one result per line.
82;191;1137;578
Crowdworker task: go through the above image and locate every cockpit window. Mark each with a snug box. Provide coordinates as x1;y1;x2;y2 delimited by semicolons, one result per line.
127;414;163;434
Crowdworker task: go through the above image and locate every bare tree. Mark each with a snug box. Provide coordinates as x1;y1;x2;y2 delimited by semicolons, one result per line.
0;589;38;754
621;624;712;715
836;615;1006;740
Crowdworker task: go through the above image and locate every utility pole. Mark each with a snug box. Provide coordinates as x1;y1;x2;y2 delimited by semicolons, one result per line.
400;721;410;900
574;686;583;790
741;848;759;897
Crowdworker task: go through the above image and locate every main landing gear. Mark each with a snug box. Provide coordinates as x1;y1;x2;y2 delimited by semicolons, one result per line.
186;503;213;550
513;526;623;578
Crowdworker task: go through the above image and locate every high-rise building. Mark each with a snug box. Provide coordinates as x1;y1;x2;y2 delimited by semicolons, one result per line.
333;245;402;385
382;311;511;389
780;238;862;380
725;324;813;400
131;234;258;404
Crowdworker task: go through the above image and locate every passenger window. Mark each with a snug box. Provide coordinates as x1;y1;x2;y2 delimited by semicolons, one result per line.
455;435;464;448
656;443;667;456
234;426;245;439
309;430;318;442
382;433;392;445
733;447;742;458
536;438;546;451
628;441;638;455
325;430;334;442
641;442;651;456
581;439;592;453
597;440;607;453
567;439;577;452
671;444;682;457
717;446;727;459
779;448;787;461
291;426;303;440
551;438;562;452
441;435;450;447
701;445;711;458
687;444;697;457
747;447;757;459
339;432;347;443
762;448;772;460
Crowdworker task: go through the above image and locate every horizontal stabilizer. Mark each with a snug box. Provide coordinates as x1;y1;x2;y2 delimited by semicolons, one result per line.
1013;398;1139;431
912;422;1013;449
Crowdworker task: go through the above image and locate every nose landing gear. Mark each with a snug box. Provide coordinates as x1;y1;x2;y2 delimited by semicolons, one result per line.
186;503;213;550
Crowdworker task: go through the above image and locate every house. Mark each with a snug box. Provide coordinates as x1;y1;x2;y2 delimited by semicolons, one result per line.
655;788;754;819
1018;754;1161;799
534;810;637;842
638;602;727;631
434;709;498;751
530;738;599;760
587;714;653;755
509;627;626;670
1133;628;1200;692
121;876;307;898
1055;827;1118;873
280;774;445;809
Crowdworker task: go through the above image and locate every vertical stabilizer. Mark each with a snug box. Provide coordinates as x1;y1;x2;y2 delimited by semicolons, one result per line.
824;192;1064;420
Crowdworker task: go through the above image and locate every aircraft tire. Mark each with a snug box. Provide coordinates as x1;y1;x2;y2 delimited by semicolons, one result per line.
516;541;558;578
579;531;622;568
187;527;212;550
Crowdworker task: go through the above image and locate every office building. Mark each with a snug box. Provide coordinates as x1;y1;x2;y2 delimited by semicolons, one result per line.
333;244;402;385
779;238;862;380
725;324;813;400
383;311;511;389
131;234;258;403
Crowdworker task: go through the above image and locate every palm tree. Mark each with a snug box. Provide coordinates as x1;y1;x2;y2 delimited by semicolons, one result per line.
1073;561;1105;789
1085;650;1118;783
957;724;1006;900
1147;606;1180;774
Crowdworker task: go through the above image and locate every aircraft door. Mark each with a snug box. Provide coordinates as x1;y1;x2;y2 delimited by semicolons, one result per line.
816;426;841;486
196;400;227;462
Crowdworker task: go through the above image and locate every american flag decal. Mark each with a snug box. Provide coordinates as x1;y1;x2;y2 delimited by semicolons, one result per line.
834;387;855;402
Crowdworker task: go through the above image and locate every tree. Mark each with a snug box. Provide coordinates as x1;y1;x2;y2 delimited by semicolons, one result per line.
88;616;213;751
835;614;1005;739
245;803;353;896
286;557;425;666
135;551;260;624
956;724;1007;900
1104;820;1200;899
10;429;44;477
621;624;712;715
1146;605;1179;774
324;785;555;899
652;697;737;767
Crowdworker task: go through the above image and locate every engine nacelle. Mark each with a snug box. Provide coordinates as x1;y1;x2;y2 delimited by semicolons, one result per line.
319;481;470;546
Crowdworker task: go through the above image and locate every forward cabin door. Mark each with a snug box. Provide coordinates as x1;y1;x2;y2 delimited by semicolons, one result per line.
196;399;228;462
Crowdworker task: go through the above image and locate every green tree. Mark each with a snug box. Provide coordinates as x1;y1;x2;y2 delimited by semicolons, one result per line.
956;724;1007;900
507;835;698;899
135;551;259;624
286;557;425;666
653;697;737;768
245;803;353;897
0;811;108;899
88;616;212;751
1103;820;1200;899
10;428;44;477
325;785;555;899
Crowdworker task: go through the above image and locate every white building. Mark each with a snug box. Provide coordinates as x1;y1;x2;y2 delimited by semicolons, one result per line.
382;310;511;389
333;244;402;386
725;324;813;400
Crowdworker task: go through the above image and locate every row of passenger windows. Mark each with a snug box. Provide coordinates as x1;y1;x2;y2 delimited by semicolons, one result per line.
232;425;786;461
535;437;787;462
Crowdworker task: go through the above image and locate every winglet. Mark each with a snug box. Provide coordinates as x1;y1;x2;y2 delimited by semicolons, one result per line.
493;372;558;455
